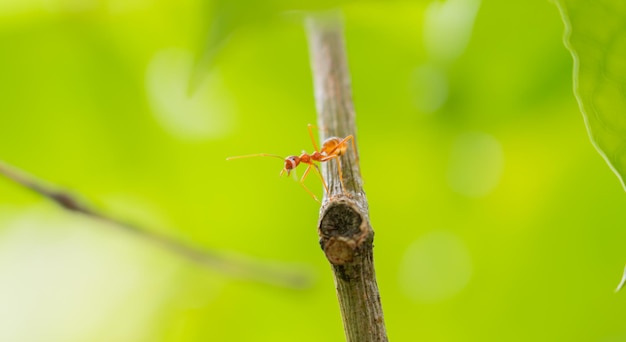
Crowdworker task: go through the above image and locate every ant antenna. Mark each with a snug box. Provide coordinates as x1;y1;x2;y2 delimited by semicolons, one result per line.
226;153;284;161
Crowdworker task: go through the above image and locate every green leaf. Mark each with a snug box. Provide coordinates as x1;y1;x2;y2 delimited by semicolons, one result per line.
556;0;626;189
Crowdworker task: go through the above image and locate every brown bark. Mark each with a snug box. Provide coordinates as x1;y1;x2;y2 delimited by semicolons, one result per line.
306;11;389;342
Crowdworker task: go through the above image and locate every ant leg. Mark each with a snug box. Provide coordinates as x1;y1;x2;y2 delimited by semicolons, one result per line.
307;124;320;152
335;157;346;194
318;155;351;197
311;163;328;195
349;135;360;169
299;164;320;203
319;155;349;196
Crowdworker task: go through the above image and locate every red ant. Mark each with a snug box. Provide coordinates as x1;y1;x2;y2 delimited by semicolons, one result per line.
226;124;355;202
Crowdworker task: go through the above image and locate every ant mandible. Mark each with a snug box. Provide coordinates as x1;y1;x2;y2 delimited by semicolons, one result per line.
226;124;355;202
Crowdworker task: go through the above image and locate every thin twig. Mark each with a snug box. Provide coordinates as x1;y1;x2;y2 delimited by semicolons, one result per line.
0;160;311;289
306;11;388;342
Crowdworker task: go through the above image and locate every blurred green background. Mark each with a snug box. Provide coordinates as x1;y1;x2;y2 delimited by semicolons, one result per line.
1;0;626;341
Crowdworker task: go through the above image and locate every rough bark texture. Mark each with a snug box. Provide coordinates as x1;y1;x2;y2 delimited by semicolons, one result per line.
306;12;389;342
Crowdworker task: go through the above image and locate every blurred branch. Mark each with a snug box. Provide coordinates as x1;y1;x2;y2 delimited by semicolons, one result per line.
306;11;388;342
0;160;311;289
616;264;626;292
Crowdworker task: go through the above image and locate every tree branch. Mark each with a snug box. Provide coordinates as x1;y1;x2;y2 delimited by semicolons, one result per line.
0;160;311;289
306;11;388;342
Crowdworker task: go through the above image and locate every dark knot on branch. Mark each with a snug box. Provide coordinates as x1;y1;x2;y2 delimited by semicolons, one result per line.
318;199;372;265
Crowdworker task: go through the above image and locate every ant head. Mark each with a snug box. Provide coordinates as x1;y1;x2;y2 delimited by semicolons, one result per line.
282;155;300;176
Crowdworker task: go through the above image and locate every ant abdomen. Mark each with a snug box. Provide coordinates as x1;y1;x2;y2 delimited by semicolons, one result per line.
321;137;348;157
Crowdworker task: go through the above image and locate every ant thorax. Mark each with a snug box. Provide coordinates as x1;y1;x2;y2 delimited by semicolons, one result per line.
310;151;323;160
299;153;312;163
